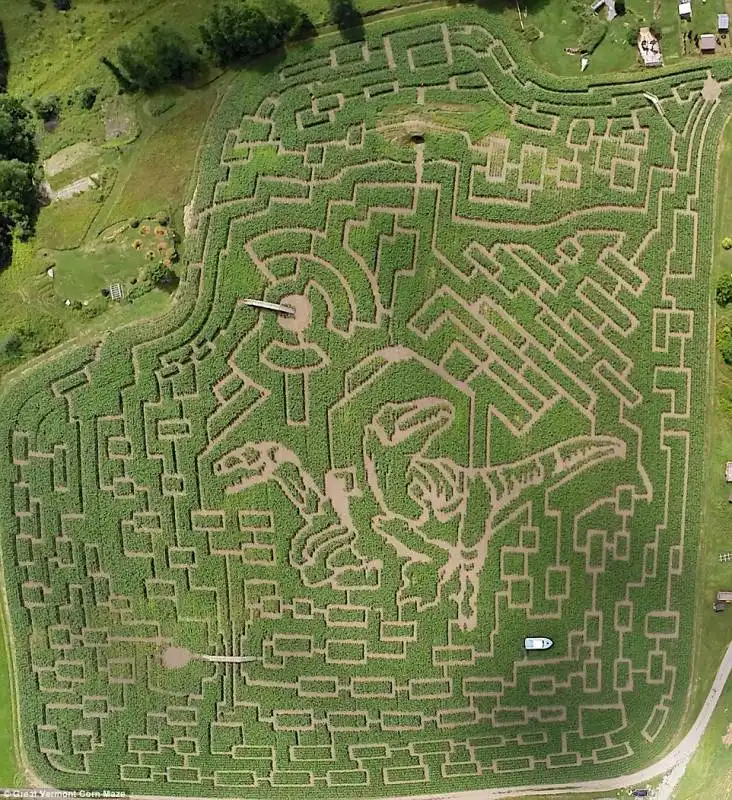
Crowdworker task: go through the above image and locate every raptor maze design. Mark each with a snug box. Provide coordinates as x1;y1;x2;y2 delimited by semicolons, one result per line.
0;8;727;797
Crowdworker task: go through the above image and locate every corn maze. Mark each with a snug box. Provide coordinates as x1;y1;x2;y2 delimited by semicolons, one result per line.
2;6;731;797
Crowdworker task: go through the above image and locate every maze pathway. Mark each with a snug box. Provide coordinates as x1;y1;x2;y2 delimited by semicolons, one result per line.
1;7;730;797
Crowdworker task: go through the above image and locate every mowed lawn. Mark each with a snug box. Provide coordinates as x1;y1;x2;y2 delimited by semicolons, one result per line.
95;83;223;230
678;115;732;793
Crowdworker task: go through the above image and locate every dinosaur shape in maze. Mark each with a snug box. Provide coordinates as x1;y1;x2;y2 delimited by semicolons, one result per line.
362;397;625;629
0;7;728;796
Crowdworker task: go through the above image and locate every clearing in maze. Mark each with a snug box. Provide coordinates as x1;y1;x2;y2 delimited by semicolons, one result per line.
0;6;727;796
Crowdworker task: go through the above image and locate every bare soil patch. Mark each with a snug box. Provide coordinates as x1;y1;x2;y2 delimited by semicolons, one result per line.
161;646;193;669
723;722;732;746
278;294;312;334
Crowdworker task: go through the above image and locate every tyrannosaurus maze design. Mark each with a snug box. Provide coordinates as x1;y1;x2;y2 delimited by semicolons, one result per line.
0;8;722;796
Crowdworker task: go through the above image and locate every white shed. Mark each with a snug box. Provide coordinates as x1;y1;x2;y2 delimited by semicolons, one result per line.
679;1;692;19
700;33;717;52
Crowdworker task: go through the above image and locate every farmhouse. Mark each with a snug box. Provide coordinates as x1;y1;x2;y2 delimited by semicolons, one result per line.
719;14;729;33
638;28;663;66
679;1;692;20
700;33;717;52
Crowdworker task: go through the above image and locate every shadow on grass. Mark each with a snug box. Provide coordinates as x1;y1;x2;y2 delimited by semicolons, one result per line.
332;0;365;43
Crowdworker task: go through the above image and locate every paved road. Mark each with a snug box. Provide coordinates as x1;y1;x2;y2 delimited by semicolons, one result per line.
130;642;732;800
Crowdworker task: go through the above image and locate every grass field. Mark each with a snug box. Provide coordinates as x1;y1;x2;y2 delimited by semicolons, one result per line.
675;115;732;798
0;3;729;795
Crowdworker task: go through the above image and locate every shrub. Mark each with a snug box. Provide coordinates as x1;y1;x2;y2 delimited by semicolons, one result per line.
53;0;71;9
579;17;607;53
29;0;46;10
129;218;140;229
615;0;626;14
649;20;662;39
717;273;732;306
145;260;175;286
33;95;60;122
79;86;98;110
719;325;732;365
157;212;170;226
627;26;641;46
80;296;109;319
523;25;541;42
0;331;21;361
722;237;732;249
126;282;153;301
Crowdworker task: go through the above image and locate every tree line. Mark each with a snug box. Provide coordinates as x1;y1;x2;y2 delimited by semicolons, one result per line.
102;0;364;91
0;16;39;269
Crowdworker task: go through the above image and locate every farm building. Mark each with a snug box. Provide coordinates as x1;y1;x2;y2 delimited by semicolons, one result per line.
638;28;662;66
716;591;732;603
679;1;692;19
590;0;618;20
700;33;717;52
719;14;729;32
726;461;732;481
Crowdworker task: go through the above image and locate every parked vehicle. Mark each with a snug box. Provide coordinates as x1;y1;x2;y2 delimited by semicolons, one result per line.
524;637;553;650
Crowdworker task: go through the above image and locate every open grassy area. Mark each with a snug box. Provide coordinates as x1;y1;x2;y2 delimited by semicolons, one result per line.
674;677;732;800
675;115;732;798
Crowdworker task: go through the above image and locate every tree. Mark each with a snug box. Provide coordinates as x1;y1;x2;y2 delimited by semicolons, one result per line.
0;159;38;267
270;0;315;39
0;160;38;238
0;22;8;92
0;97;37;164
717;273;732;306
331;0;364;40
115;26;199;92
53;0;71;9
200;4;285;66
331;0;362;28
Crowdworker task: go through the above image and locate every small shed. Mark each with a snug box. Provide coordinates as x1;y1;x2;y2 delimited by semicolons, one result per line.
679;1;692;19
726;461;732;482
719;14;729;32
700;33;717;52
716;591;732;602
